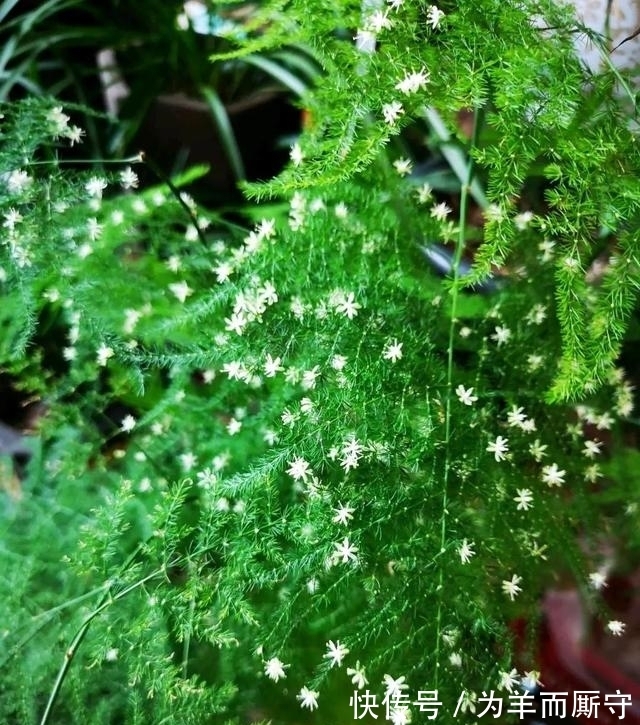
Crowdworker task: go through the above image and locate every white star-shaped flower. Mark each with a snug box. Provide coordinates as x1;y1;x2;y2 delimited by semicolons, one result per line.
368;9;393;32
514;489;533;511
491;325;512;346
383;674;409;699
541;462;565;487
169;281;193;303
333;537;359;564
120;415;136;433
393;158;413;176
382;101;404;124
297;686;319;710
458;538;475;564
324;639;349;667
498;668;520;692
589;571;608;590
264;657;288;682
582;440;602;458
607;620;625;636
426;4;445;28
487;435;509;462
335;291;361;319
395;68;430;94
287;456;311;481
455;385;478;406
264;354;284;377
332;503;355;525
383;339;403;362
347;661;368;689
430;201;452;221
502;574;522;600
290;142;304;167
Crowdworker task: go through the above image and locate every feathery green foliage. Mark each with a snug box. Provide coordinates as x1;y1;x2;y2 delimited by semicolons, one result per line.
2;0;640;722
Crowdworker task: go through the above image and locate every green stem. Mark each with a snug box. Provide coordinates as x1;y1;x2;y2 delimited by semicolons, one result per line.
27;154;143;167
142;152;209;247
433;105;482;690
39;565;168;725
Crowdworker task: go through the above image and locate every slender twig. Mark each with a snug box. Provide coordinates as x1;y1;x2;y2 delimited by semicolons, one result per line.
433;105;482;690
39;565;169;725
141;152;209;247
26;154;143;167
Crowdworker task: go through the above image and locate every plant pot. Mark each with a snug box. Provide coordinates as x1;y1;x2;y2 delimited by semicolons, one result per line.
132;90;300;197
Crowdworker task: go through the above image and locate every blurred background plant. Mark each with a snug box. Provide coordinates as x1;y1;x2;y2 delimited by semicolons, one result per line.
1;0;319;199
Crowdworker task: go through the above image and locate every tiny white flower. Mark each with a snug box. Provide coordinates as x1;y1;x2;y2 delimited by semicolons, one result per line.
455;385;478;406
264;354;284;377
333;537;359;564
583;439;602;458
529;439;548;461
541;462;565;487
180;452;198;471
287;456;311;481
264;657;288;682
527;353;544;371
224;311;247;335
514;211;534;230
458;539;475;564
486;435;509;462
449;652;462;667
333;503;355;525
121;415;136;433
226;417;242;435
507;405;527;427
334;202;349;218
335;291;361;319
66;125;84;146
297;686;319;710
430;202;452;222
383;339;403;362
87;217;103;241
521;670;543;689
502;574;522;600
607;620;625;636
383;674;409;699
393;158;413;176
169;281;193;303
368;9;393;32
595;412;614;430
119;166;139;189
301;366;320;390
347;661;369;689
324;639;349;667
514;489;533;511
395;68;430;95
491;325;512;346
96;344;114;366
498;668;520;693
331;354;347;371
383;101;404;124
584;463;602;483
6;169;32;194
213;261;234;283
290;142;304;167
416;182;433;204
589;571;608;590
426;5;445;29
85;177;107;199
104;648;119;662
